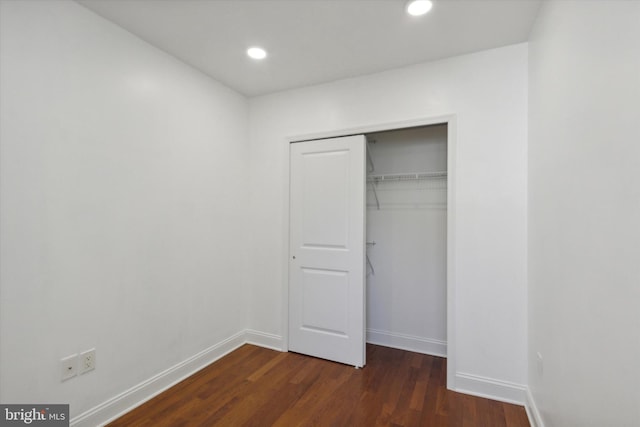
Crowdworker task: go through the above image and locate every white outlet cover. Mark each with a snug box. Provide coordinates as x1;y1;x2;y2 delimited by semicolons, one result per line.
79;348;96;374
61;354;78;381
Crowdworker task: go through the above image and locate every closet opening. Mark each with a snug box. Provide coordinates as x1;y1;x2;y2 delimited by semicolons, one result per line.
364;124;448;359
285;115;456;387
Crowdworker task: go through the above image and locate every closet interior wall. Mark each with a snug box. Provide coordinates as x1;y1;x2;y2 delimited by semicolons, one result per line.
365;125;448;357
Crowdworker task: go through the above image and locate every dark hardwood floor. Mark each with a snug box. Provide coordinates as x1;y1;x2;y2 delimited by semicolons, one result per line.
107;344;530;426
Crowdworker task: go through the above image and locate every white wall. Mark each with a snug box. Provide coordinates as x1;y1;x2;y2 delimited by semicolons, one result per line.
367;126;447;175
0;0;249;420
248;43;528;401
366;126;448;356
528;1;640;425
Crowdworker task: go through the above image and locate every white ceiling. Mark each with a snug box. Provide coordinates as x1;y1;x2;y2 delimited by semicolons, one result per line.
77;0;542;97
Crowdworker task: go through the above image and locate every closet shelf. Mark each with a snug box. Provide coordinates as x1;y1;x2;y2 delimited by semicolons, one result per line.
367;171;447;183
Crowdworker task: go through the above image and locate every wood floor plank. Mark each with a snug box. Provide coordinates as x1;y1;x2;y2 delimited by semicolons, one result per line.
409;353;433;411
246;351;289;382
107;344;530;427
504;400;531;426
271;361;351;427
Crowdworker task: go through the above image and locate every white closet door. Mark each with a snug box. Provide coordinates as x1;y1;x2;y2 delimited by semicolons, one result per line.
288;135;366;367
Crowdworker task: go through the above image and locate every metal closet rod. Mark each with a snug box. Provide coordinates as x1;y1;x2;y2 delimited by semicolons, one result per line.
367;171;448;182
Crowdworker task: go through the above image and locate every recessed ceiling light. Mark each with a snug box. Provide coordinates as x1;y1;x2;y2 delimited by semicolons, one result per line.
247;47;267;60
406;0;433;16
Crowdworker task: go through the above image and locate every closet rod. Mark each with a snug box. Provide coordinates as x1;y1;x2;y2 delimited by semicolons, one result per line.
367;171;447;183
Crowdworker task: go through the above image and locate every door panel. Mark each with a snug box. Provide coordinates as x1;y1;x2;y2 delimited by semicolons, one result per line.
300;268;348;335
301;150;350;247
289;135;366;367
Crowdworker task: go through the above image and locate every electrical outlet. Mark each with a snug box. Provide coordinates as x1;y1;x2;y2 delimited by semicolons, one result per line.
536;352;543;376
79;348;96;375
61;354;78;381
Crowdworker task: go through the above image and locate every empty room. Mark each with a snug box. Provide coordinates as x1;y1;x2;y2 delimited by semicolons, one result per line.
1;0;638;426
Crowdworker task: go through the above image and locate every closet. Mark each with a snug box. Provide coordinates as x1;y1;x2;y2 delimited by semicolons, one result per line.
365;125;448;357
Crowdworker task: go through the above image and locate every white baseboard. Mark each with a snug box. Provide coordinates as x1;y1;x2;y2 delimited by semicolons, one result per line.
70;329;282;427
245;329;285;351
366;328;447;357
525;387;545;427
454;372;526;405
